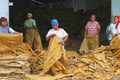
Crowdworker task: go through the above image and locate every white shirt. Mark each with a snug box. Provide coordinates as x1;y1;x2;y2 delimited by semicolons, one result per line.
9;28;15;33
107;23;120;40
46;28;68;41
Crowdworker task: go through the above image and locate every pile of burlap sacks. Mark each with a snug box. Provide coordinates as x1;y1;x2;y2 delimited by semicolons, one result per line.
62;36;120;80
0;32;35;80
1;32;120;80
28;36;120;80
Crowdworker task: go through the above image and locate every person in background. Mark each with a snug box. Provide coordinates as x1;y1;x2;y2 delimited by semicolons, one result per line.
24;13;43;51
107;16;120;41
39;19;68;76
84;14;100;38
106;22;113;41
0;17;19;34
46;19;68;43
84;14;100;50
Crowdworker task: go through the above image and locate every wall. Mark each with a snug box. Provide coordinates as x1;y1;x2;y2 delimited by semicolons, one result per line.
87;0;107;10
63;0;107;12
0;0;9;21
64;0;87;11
87;0;99;10
72;0;87;11
111;0;120;16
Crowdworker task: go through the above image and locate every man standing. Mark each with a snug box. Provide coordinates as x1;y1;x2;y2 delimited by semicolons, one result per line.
79;14;100;54
24;13;42;52
84;14;100;49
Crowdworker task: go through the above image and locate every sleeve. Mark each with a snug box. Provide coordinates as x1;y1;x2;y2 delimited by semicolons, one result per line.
62;29;69;37
9;27;15;33
96;22;100;28
85;22;89;29
33;20;36;26
46;30;51;37
108;23;113;31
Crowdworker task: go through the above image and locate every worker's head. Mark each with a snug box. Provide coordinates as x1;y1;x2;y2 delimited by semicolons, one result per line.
90;14;96;21
27;13;33;19
51;19;59;30
114;16;119;23
0;17;8;27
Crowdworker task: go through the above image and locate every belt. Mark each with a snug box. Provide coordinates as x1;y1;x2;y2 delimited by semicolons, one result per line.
26;27;34;29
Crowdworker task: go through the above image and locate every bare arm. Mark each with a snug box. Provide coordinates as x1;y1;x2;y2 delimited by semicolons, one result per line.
63;36;68;42
33;25;38;31
12;31;21;34
59;36;68;44
84;29;87;37
108;30;114;36
9;28;20;34
46;34;56;41
46;36;51;41
97;27;101;34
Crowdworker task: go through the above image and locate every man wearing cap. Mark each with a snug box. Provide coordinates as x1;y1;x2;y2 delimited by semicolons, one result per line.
24;13;42;51
46;19;68;43
39;19;68;76
0;17;19;34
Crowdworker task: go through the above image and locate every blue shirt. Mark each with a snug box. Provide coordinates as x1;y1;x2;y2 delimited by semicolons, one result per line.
0;26;15;33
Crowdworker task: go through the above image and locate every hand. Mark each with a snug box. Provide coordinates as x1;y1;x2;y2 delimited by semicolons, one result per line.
46;34;56;41
84;34;89;38
116;33;120;36
58;41;64;44
112;34;115;37
50;34;56;37
95;32;98;35
12;32;20;34
84;34;87;38
33;26;38;31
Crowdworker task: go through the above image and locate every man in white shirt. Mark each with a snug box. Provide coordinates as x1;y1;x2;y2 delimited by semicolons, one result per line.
107;16;120;41
46;19;68;44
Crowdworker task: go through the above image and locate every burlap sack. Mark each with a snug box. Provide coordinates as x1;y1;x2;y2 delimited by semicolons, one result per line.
79;38;89;54
33;31;43;53
0;33;23;53
79;35;98;54
39;36;67;76
110;36;120;49
25;29;43;52
0;32;35;56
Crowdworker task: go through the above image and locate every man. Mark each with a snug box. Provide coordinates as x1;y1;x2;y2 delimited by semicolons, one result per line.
79;14;100;54
0;17;19;34
84;14;100;38
107;16;120;41
46;19;68;43
24;13;42;52
39;19;68;76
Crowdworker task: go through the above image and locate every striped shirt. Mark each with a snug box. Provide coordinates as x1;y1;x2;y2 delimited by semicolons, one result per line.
85;21;100;35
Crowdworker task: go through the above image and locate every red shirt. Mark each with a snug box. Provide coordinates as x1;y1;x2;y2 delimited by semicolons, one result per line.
85;21;100;35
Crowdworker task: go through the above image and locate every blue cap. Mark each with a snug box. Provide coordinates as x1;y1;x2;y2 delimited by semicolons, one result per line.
51;19;59;25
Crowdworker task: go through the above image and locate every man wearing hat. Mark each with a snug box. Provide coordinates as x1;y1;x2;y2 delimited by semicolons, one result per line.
0;17;18;34
24;13;42;51
46;19;68;43
39;19;68;76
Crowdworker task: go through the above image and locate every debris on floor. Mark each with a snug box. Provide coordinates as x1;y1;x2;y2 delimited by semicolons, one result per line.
1;33;120;80
27;36;120;80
